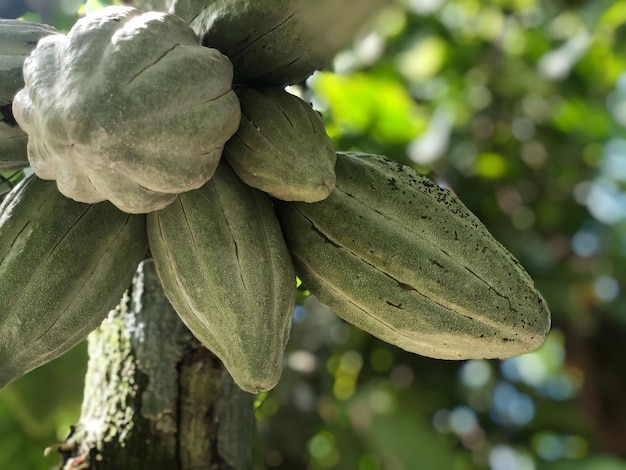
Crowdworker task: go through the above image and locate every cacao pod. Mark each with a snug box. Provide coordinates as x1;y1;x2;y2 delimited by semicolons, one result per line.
0;175;148;388
170;0;388;85
0;19;58;171
12;6;240;214
147;162;295;393
277;152;551;360
225;86;336;202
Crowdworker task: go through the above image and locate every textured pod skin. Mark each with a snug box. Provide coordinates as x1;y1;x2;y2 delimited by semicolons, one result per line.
0;19;59;171
12;6;240;214
277;152;551;360
170;0;388;85
174;0;314;85
0;175;148;388
147;162;296;393
225;87;336;202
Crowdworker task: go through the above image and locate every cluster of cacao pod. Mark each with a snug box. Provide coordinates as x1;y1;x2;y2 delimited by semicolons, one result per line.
0;2;550;394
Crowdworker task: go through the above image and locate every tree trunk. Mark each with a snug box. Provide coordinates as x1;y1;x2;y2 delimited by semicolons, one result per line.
54;260;255;470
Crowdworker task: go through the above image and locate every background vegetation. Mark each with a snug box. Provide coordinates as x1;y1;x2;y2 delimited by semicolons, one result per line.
2;0;626;468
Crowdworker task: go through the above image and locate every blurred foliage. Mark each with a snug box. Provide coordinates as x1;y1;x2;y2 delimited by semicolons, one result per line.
2;0;626;469
0;169;27;199
0;343;86;470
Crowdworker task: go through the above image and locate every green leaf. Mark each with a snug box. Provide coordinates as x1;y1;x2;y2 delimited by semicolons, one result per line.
311;72;426;144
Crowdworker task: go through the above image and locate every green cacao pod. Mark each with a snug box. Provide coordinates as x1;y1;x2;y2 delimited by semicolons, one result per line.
170;0;388;85
0;19;58;171
12;6;240;214
0;175;148;388
147;162;296;393
277;152;551;360
225;87;336;202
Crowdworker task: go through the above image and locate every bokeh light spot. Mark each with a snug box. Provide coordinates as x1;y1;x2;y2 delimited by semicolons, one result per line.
358;453;382;470
489;445;536;470
561;435;588;459
545;374;576;401
288;350;317;374
571;229;601;257
390;364;414;390
368;389;394;415
293;305;307;323
308;431;340;468
460;360;492;388
533;432;562;461
292;381;316;412
593;275;620;302
369;348;394;373
432;409;451;434
475;152;509;179
450;405;478;435
508;393;535;426
490;381;537;427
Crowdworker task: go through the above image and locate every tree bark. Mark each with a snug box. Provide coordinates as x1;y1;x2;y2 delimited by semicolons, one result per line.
54;260;255;470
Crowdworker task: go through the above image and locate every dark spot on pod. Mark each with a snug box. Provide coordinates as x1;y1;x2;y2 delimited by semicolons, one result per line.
309;222;340;247
429;258;447;271
398;282;416;291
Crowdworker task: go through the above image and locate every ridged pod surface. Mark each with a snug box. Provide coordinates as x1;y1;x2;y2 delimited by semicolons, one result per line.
277;152;551;360
12;7;240;213
0;175;148;388
225;87;336;202
171;0;388;85
147;163;295;393
0;19;58;171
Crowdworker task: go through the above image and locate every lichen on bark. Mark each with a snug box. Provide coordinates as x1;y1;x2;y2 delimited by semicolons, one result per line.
57;260;254;470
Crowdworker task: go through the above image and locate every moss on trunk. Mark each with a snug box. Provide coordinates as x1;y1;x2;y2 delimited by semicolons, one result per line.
57;260;254;470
